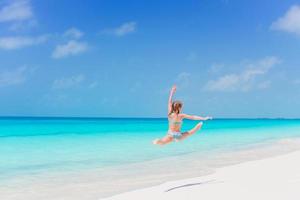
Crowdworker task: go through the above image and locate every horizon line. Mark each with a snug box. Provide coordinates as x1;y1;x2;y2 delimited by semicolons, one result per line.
0;116;299;120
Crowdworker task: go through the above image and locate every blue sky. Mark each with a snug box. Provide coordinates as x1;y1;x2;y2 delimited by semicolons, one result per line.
0;0;300;118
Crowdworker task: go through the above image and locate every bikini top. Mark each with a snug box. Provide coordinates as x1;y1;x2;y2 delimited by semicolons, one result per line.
168;118;183;126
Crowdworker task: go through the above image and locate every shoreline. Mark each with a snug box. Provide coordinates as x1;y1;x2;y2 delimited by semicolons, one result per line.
2;137;300;200
101;145;300;200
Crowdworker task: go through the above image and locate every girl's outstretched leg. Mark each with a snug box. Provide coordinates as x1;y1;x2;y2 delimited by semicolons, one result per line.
180;122;203;141
153;136;173;145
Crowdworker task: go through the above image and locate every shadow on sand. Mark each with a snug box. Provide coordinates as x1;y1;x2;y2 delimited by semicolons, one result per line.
164;180;217;192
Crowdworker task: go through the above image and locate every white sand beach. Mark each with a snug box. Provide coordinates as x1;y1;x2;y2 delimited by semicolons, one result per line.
102;150;300;200
2;139;300;200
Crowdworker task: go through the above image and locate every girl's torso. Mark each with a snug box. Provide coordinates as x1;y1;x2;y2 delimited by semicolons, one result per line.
168;113;183;132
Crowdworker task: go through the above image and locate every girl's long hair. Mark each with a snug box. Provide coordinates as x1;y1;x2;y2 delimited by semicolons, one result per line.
169;101;183;116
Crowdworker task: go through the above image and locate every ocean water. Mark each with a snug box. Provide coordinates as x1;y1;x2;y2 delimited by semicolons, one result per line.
1;117;300;199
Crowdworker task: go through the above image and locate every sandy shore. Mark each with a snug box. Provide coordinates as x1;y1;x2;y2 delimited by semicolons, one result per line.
2;139;300;200
102;150;300;200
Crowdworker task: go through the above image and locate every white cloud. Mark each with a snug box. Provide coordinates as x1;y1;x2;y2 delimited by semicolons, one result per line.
204;56;280;92
205;74;239;92
52;75;85;90
64;28;84;39
0;0;33;23
102;21;137;36
114;22;136;36
52;40;88;59
8;19;37;31
271;5;300;36
0;35;48;50
0;0;37;31
0;66;33;87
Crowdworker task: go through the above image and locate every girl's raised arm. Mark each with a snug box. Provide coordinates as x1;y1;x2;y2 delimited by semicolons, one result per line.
180;114;212;121
168;85;177;114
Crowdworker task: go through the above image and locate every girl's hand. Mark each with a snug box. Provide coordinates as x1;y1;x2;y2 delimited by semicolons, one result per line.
171;85;177;93
205;116;213;120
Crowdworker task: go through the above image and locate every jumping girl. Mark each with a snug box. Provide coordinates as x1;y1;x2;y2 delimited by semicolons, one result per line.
153;85;212;145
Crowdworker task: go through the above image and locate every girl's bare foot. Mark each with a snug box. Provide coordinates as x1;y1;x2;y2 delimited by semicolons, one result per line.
196;122;203;129
152;139;160;145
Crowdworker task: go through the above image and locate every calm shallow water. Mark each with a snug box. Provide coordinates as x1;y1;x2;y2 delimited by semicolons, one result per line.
1;118;300;199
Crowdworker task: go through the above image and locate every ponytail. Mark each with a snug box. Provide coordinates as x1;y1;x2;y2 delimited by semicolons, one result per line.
169;101;183;116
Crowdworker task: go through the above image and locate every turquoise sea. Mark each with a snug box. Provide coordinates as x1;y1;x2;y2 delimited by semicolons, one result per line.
1;117;300;199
